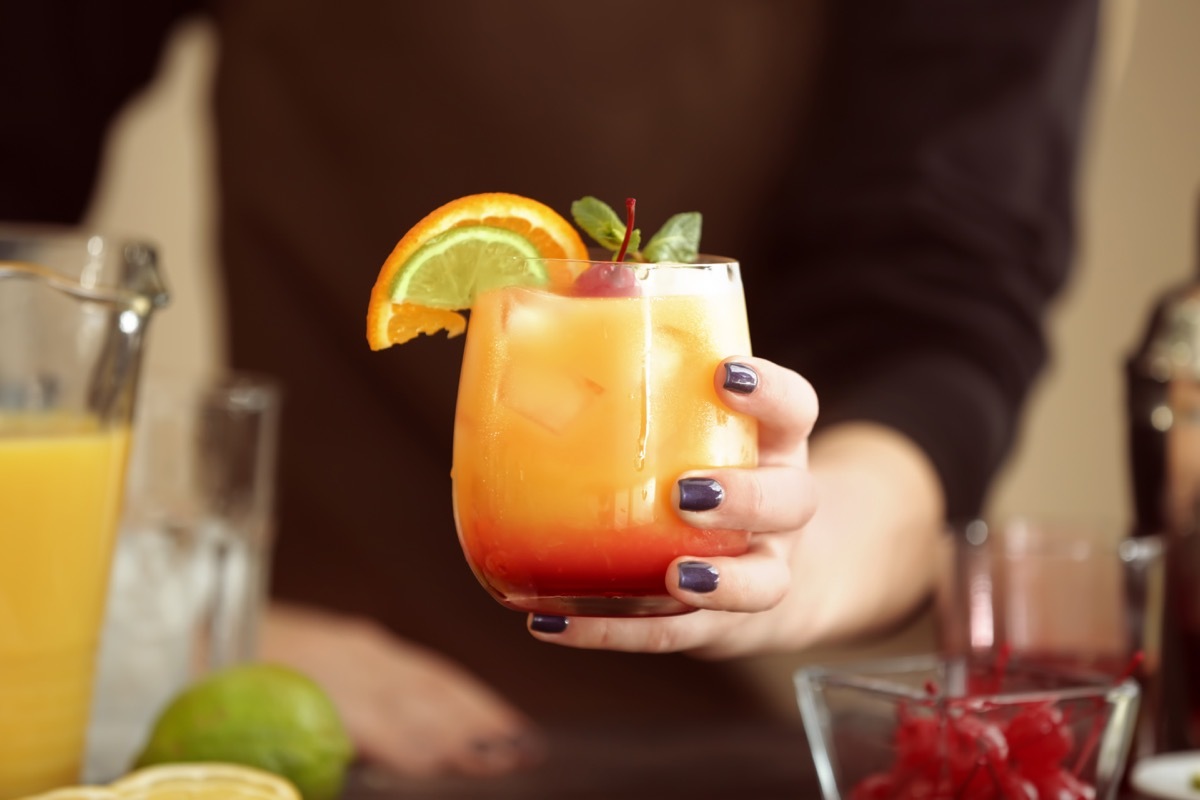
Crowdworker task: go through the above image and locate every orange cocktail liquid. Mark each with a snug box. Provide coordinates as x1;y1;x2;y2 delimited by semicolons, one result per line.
452;281;757;616
0;417;129;798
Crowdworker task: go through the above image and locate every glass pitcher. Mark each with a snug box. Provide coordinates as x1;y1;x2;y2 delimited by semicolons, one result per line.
0;226;167;797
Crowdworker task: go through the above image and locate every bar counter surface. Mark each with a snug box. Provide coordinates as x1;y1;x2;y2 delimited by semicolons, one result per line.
339;717;1160;800
343;719;816;800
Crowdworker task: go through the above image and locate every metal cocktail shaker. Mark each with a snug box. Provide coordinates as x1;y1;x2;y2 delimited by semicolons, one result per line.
1125;197;1200;752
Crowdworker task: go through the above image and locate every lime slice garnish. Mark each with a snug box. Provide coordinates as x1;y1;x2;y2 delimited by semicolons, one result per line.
390;224;546;308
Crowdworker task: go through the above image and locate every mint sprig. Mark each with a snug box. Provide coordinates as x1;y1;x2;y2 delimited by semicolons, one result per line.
570;196;701;262
571;197;641;256
643;212;702;263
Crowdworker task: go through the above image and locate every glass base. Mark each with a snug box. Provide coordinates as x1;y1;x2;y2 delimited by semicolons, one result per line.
500;594;697;617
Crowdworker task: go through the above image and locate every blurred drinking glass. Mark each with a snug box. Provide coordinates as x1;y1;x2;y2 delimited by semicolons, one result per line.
85;372;281;781
937;517;1165;761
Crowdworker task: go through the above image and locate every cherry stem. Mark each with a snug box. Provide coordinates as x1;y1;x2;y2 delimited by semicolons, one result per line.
1115;650;1145;684
615;197;636;263
992;643;1011;693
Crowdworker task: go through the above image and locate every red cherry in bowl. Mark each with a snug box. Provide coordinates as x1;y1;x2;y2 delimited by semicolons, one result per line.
1006;702;1074;776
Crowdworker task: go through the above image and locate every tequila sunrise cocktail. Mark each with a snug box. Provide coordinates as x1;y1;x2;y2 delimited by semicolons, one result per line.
452;257;756;616
365;193;756;617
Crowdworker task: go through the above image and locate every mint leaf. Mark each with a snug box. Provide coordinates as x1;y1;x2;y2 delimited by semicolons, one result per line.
571;196;644;259
571;196;626;252
643;212;702;263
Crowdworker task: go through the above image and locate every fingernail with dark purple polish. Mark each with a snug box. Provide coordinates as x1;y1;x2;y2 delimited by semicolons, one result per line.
723;362;759;394
678;478;724;512
678;560;720;593
530;614;569;634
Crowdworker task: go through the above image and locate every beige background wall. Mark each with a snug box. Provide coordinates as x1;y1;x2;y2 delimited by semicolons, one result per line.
85;19;222;386
989;0;1200;526
85;1;1200;530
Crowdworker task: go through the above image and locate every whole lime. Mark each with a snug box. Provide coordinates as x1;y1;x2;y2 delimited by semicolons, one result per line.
134;663;354;800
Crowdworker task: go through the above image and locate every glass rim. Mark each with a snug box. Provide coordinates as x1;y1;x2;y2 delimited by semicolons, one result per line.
0;221;156;250
945;516;1162;559
794;654;1140;704
524;252;739;269
0;223;168;313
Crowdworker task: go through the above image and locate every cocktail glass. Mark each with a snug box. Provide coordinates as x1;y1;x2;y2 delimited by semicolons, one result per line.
451;255;756;617
0;227;167;797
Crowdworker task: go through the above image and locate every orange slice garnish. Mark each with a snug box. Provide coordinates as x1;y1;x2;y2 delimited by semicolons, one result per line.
366;192;587;350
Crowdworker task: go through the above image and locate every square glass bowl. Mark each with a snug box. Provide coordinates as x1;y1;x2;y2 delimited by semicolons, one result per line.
796;655;1140;800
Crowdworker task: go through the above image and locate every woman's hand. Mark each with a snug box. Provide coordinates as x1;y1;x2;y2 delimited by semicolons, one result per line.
523;356;945;658
524;356;821;655
260;602;542;777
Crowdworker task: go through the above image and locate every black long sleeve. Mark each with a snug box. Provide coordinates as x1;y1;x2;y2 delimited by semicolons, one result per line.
750;0;1100;518
0;0;1106;723
2;1;1099;526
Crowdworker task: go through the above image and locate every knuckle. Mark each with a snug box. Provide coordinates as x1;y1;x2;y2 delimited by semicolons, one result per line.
757;464;813;531
725;556;789;612
744;472;769;519
786;372;819;430
710;564;753;610
715;470;764;524
735;566;786;612
647;625;689;653
763;572;789;609
593;620;619;650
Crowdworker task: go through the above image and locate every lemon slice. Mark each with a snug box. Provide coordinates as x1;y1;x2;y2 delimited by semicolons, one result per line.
17;764;300;800
16;789;117;800
111;764;301;800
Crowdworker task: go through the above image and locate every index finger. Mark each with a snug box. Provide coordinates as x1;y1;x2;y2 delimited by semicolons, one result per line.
716;356;818;460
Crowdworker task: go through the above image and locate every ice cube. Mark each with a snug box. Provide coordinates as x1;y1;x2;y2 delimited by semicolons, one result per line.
86;521;201;782
499;358;604;435
650;324;693;381
500;288;553;337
